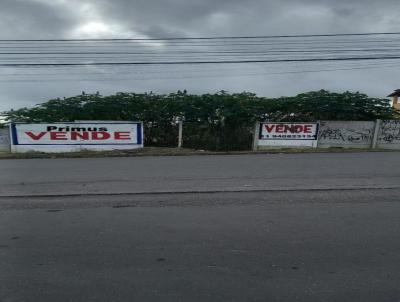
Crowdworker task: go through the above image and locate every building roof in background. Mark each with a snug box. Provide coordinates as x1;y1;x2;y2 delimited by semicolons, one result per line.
387;89;400;97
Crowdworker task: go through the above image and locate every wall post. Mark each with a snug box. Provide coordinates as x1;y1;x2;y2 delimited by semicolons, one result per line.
178;120;183;148
252;122;260;151
371;119;381;149
316;120;321;149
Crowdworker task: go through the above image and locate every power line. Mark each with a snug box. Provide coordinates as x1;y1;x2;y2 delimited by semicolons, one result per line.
1;40;400;48
1;60;395;74
2;49;400;55
2;56;400;67
1;32;400;42
1;63;400;83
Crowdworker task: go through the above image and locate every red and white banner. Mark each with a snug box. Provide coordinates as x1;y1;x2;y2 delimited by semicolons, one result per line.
259;123;318;140
257;122;318;148
11;122;143;153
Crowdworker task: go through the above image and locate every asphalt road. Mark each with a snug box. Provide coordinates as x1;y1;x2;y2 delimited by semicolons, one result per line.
1;152;400;302
1;152;400;197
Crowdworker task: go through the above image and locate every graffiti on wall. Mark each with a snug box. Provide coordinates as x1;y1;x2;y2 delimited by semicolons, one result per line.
379;120;400;144
0;130;9;143
0;135;6;144
319;127;372;143
0;129;10;151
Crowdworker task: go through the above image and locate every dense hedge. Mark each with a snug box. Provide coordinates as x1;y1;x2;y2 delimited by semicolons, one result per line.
3;90;397;150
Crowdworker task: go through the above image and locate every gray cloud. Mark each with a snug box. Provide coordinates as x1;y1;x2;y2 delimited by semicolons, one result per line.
2;0;399;39
0;0;400;111
0;0;78;39
82;0;400;36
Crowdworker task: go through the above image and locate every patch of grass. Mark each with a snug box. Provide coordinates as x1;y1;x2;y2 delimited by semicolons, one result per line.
0;146;398;160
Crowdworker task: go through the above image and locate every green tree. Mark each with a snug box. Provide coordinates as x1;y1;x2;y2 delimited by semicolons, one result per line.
3;90;397;151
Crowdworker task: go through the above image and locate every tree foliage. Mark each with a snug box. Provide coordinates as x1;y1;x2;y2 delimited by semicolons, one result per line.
3;90;397;150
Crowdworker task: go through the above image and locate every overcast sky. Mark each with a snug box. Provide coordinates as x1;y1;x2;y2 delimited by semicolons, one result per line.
1;0;400;112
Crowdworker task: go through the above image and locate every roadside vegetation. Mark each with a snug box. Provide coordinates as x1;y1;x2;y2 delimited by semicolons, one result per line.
0;147;396;160
3;90;398;151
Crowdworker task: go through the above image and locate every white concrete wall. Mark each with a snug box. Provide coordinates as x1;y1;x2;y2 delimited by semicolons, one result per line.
11;144;144;153
318;121;375;148
378;120;400;150
258;139;318;148
0;128;10;152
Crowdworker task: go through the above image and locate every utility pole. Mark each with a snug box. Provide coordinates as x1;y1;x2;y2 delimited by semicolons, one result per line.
177;119;183;148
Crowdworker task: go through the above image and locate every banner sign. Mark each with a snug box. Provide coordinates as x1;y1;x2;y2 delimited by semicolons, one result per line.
259;123;318;140
257;122;318;148
10;122;143;153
